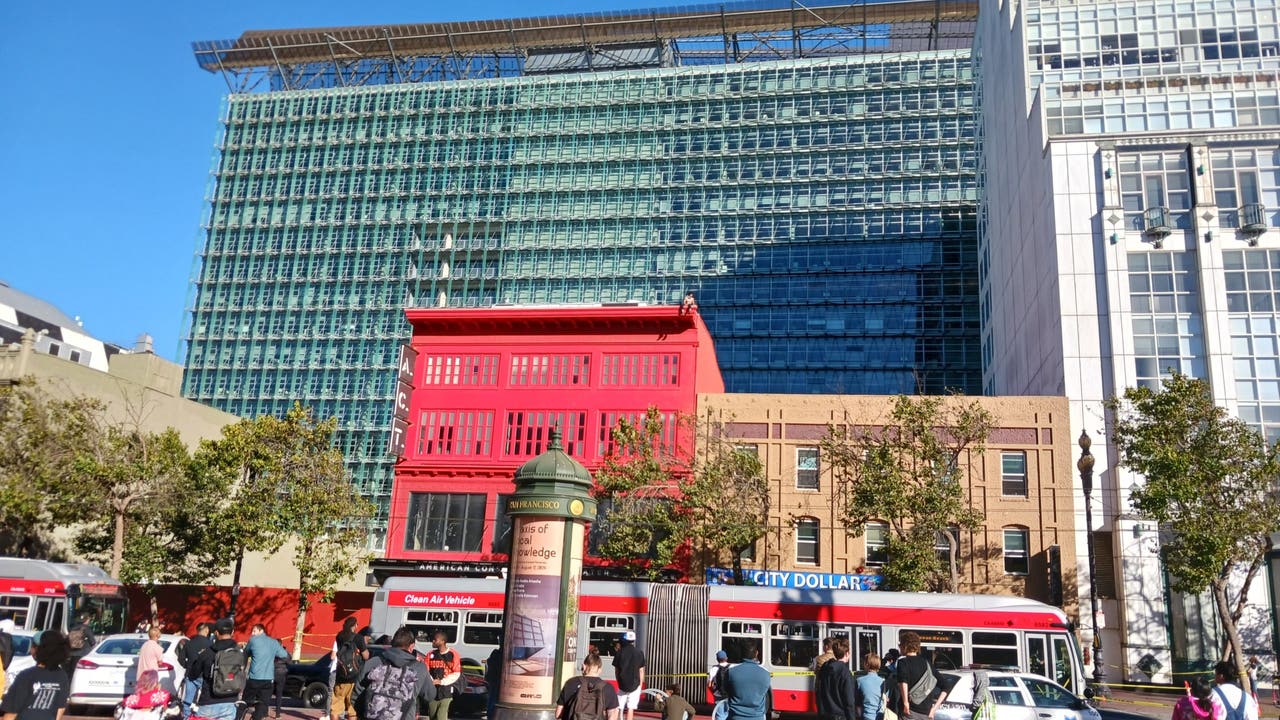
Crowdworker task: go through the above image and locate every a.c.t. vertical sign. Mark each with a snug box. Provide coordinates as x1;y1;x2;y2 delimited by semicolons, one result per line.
388;345;417;457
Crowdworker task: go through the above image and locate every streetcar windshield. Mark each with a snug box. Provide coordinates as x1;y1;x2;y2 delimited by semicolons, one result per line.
70;594;128;635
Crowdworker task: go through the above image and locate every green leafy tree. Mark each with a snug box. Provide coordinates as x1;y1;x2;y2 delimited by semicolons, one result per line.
273;406;374;659
0;382;100;556
1108;372;1280;692
594;408;690;577
686;411;770;584
594;407;771;581
822;394;992;592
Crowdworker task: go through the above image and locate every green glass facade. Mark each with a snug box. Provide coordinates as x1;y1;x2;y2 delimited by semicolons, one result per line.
184;51;979;546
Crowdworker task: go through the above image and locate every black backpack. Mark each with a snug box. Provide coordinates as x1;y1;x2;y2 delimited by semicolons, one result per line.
337;638;363;681
572;677;607;720
711;665;728;698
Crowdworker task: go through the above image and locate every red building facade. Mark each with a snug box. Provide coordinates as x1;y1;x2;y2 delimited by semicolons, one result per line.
378;305;723;578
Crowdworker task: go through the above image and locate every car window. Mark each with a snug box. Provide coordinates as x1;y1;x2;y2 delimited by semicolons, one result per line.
992;690;1027;706
1021;678;1077;709
989;677;1019;687
98;639;147;655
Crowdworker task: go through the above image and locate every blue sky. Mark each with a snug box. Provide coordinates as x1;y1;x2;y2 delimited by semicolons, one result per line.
0;0;642;361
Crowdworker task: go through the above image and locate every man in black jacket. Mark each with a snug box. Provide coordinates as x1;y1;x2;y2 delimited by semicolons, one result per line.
189;618;243;720
181;623;213;720
816;638;858;720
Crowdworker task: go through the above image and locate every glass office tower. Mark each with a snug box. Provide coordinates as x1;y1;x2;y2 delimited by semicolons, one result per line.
185;0;980;545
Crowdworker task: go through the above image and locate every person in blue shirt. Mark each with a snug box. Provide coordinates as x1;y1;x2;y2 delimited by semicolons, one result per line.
856;654;884;720
723;641;771;720
245;624;289;720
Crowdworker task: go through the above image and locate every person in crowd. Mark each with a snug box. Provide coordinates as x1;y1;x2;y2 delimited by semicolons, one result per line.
353;628;435;720
121;669;172;717
426;631;462;720
1;630;70;720
138;626;165;677
881;650;900;678
893;632;950;720
662;684;695;720
332;617;369;720
856;654;884;720
723;641;771;720
484;642;503;719
554;652;619;720
612;631;647;720
708;650;731;703
1247;658;1260;703
245;624;289;720
188;618;245;720
65;612;96;678
816;637;857;720
1173;677;1223;720
179;623;212;720
273;639;290;719
1212;661;1260;720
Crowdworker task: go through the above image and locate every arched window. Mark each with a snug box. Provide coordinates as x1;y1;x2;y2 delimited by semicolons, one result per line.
795;517;820;564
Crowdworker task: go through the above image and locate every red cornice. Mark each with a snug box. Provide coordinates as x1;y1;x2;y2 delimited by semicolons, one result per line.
405;305;699;336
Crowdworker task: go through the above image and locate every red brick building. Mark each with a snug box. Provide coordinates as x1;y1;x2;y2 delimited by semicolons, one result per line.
376;304;724;579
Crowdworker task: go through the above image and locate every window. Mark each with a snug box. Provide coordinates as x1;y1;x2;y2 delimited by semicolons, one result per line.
463;612;505;645
737;540;757;563
405;610;459;643
504;410;586;457
417;410;494;457
509;354;591;386
404;493;486;552
47;343;61;357
587;615;633;657
719;620;764;664
735;444;759;458
421;354;499;385
865;522;889;566
69;350;82;363
1128;251;1206;388
1003;527;1030;575
796;447;820;490
0;596;31;627
1022;677;1077;709
796;517;819;564
598;410;677;457
770;622;819;668
601;353;680;386
934;526;960;564
1001;452;1028;496
970;631;1019;667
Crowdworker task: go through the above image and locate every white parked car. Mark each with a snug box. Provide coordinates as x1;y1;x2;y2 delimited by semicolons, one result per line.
934;670;1100;720
3;630;38;697
67;634;187;709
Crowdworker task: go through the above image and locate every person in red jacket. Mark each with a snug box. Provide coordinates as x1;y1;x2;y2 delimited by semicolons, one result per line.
425;632;461;720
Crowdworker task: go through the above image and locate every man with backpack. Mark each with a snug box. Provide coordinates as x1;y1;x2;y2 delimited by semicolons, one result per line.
1213;660;1260;720
707;650;730;703
189;618;247;720
354;627;436;720
426;631;462;720
555;652;619;720
65;612;96;677
180;623;214;720
333;617;369;720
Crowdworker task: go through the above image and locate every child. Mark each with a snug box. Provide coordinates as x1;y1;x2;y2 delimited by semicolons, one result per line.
857;654;885;720
662;684;695;720
1172;678;1222;720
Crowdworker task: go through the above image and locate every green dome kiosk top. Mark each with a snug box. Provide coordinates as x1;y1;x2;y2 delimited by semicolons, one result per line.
508;428;597;520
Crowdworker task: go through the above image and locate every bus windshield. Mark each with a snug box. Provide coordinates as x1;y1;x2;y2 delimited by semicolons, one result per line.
71;594;128;635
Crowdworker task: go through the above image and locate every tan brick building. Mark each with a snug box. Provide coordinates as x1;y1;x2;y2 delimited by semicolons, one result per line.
700;393;1077;615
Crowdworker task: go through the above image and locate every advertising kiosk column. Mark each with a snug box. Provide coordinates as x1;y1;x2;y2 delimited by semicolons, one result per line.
494;429;597;720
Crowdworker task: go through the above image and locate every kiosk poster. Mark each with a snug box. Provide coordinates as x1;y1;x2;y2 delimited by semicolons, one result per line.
499;517;565;706
561;520;584;680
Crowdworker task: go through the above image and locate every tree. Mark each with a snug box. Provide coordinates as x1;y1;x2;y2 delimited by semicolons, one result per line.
594;407;771;581
0;382;99;556
272;405;374;659
1108;372;1280;692
594;408;690;577
686;411;769;584
822;394;992;592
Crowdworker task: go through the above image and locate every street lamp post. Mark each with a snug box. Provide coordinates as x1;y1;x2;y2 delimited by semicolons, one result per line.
1077;430;1108;694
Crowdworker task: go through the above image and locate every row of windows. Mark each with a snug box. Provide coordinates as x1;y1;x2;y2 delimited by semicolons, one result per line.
415;353;678;389
771;446;1030;497
794;518;1031;575
413;409;678;460
225;56;974;121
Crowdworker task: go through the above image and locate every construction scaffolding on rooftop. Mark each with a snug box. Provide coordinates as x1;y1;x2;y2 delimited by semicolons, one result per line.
192;0;976;93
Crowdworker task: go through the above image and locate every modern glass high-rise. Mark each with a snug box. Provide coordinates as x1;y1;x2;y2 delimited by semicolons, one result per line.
184;0;981;546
